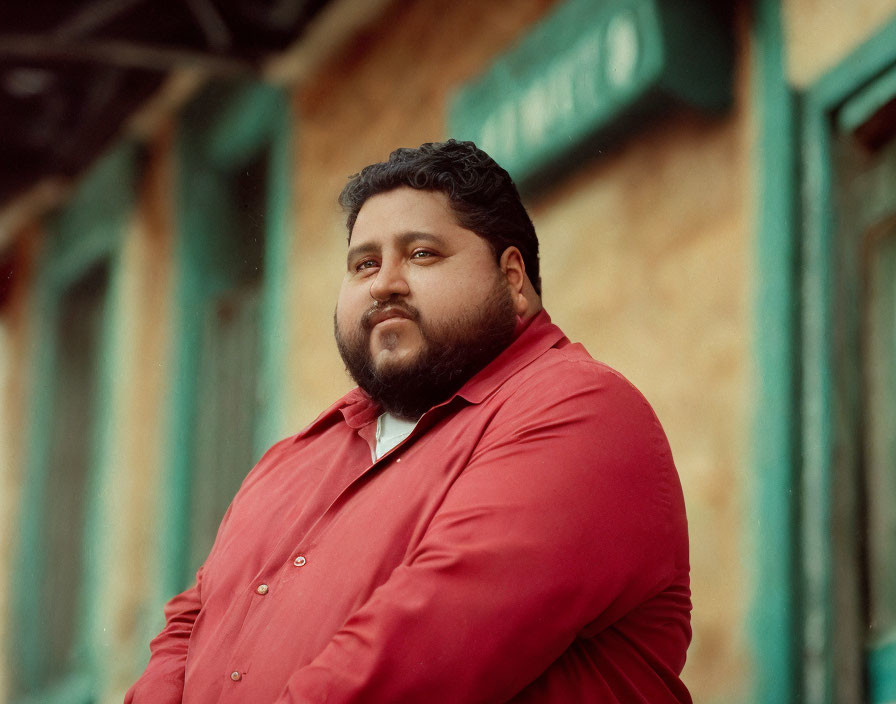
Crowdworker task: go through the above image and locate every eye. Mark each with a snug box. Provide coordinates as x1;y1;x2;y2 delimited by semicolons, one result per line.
354;258;379;273
410;249;437;261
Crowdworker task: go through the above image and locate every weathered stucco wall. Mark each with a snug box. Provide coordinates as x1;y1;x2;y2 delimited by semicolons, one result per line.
93;124;178;703
784;0;896;86
533;92;754;702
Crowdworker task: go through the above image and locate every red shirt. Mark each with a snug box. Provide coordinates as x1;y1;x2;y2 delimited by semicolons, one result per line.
126;311;691;703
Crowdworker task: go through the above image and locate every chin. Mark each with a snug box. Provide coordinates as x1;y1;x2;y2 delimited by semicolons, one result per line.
372;346;422;372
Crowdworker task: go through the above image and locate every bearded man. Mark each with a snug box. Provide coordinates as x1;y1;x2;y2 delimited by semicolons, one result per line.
127;140;691;703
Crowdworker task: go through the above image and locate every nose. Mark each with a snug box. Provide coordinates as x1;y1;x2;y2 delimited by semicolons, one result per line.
369;260;410;301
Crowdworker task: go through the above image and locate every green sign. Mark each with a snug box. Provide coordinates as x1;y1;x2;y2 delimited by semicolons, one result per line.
449;0;732;189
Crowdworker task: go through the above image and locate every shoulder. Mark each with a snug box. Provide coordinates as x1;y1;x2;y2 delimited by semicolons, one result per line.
469;340;687;569
235;432;303;492
497;341;666;435
481;342;680;510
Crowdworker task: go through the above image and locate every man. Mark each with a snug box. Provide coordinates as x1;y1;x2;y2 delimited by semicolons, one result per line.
127;140;691;702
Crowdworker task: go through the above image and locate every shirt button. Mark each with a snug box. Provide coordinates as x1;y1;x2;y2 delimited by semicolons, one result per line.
230;671;242;681
294;555;306;567
256;584;269;595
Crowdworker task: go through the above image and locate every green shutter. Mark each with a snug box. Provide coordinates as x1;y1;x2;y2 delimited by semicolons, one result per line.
157;80;290;604
13;143;137;704
189;285;262;572
41;264;110;687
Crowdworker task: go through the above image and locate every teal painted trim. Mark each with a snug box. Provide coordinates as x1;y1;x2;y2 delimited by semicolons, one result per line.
15;281;60;692
47;145;136;285
798;97;837;704
13;142;137;700
751;10;896;704
804;12;896;109
798;14;896;704
837;60;896;133
206;82;285;167
870;635;896;704
750;1;803;703
157;155;211;600
256;91;292;453
157;80;291;607
181;80;285;167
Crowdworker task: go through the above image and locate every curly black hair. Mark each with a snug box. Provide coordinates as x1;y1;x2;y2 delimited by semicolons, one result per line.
338;139;541;296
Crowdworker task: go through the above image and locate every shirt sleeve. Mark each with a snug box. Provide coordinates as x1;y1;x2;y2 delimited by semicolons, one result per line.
123;569;203;704
124;436;297;703
274;361;690;703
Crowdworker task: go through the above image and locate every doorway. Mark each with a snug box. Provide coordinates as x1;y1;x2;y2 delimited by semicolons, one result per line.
799;22;896;704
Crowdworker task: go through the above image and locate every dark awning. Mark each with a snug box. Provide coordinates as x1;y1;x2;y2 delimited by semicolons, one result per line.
0;0;330;208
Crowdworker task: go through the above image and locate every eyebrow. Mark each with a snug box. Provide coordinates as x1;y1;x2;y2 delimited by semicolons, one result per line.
346;231;448;267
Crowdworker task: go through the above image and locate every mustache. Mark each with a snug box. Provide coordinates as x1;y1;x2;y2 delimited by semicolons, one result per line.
361;300;421;331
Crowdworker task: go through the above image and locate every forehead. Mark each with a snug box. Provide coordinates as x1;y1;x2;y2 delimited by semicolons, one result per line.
350;187;465;244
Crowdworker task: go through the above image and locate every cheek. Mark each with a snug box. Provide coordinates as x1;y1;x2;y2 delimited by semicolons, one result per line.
335;288;365;331
415;270;498;314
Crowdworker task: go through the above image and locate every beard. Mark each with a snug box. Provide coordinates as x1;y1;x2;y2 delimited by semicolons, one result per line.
334;277;517;420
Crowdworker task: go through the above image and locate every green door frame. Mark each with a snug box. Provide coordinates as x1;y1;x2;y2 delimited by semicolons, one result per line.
751;1;802;701
799;15;896;704
752;3;896;702
12;143;138;704
153;80;292;611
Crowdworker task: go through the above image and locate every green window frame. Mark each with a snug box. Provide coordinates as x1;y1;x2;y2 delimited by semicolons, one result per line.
11;144;138;704
753;4;896;702
153;79;291;610
799;17;896;704
751;2;802;701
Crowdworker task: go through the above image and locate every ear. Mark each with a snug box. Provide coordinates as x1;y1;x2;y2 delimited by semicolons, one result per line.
499;246;530;316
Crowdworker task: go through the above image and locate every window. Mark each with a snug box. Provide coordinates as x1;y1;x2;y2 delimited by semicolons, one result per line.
12;144;136;704
161;80;290;593
187;150;269;574
799;21;896;703
39;264;109;691
864;217;896;704
834;82;896;704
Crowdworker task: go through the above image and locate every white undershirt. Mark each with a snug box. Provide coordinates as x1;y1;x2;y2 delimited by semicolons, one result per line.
373;412;418;460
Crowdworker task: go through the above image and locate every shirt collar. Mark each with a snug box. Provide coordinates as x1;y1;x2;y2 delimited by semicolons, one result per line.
454;309;566;405
293;309;566;440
